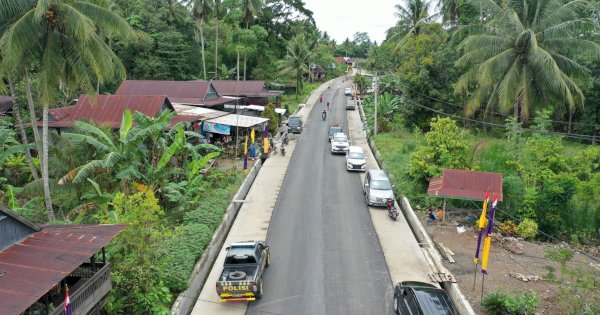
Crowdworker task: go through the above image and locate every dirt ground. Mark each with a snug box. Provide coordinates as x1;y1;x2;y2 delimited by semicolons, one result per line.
420;213;597;315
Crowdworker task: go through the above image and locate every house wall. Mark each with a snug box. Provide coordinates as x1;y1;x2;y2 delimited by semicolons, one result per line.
0;209;36;251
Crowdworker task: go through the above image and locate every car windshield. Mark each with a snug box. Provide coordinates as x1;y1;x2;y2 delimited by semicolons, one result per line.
348;152;364;159
333;135;347;142
288;118;300;125
371;179;392;190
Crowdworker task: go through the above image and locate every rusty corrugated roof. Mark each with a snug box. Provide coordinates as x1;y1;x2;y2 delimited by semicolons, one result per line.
36;94;171;128
210;80;283;98
427;169;503;202
115;80;236;107
116;80;210;100
0;224;127;315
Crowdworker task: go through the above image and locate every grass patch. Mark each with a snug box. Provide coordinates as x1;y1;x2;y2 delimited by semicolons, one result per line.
281;82;322;114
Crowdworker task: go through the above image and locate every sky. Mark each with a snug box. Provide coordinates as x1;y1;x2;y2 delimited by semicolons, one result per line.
302;0;398;44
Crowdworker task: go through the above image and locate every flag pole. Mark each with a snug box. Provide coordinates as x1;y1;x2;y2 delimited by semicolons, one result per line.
481;274;485;303
472;263;478;291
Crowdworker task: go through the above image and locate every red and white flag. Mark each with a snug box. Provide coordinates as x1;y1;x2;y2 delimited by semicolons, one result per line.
64;287;72;315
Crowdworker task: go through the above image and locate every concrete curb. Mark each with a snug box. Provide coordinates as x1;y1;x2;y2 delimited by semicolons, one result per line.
171;160;263;315
357;101;475;315
400;198;476;315
172;78;338;315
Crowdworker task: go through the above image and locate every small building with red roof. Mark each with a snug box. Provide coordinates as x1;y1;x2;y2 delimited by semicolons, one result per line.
0;204;127;315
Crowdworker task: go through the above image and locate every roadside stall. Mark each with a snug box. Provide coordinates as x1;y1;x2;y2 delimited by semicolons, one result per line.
204;114;269;157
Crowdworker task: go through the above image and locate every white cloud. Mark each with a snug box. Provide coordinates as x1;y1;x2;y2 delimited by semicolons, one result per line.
302;0;397;44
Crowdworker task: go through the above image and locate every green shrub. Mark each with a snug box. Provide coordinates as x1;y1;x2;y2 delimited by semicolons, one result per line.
481;290;507;315
481;289;540;315
516;219;538;240
160;223;213;291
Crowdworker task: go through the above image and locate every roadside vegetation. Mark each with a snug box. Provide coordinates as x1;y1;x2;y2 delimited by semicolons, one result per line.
359;1;600;313
0;0;366;313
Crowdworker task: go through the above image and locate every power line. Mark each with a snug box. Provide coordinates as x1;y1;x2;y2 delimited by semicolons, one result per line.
399;97;597;142
395;81;600;128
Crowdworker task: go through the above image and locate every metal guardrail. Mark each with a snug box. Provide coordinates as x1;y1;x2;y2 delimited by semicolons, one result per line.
50;263;112;315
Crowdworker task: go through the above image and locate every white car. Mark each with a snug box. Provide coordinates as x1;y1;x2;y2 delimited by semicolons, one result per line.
331;133;349;154
346;146;366;171
344;87;353;95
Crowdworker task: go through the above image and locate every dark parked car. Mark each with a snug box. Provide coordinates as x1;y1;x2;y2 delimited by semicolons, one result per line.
287;116;303;133
393;281;458;315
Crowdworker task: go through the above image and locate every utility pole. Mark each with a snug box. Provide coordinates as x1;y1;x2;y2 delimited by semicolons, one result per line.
374;71;378;135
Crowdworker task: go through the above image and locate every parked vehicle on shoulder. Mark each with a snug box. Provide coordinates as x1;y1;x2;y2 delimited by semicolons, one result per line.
346;146;366;171
346;100;356;110
393;281;458;315
364;169;394;207
331;133;349;154
216;241;270;302
344;87;353;95
287;116;303;133
328;125;343;142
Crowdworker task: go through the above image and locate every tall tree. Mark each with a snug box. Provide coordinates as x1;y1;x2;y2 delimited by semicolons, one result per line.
389;0;436;47
278;35;311;95
455;0;600;123
0;0;133;221
188;0;213;80
6;75;39;179
214;0;223;78
241;0;263;80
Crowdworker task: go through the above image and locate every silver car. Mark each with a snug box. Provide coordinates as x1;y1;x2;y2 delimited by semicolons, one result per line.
364;170;394;206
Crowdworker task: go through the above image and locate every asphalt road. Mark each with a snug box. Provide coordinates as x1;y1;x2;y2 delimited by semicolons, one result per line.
246;83;395;315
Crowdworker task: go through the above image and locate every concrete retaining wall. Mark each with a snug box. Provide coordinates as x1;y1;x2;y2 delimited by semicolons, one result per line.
358;97;474;315
171;160;263;315
400;198;475;315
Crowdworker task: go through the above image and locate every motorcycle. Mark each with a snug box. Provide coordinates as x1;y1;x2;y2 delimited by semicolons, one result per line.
322;110;327;120
280;145;286;156
386;199;399;221
282;133;289;146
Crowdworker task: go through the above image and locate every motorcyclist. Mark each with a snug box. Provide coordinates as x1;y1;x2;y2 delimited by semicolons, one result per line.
326;101;330;110
320;95;323;103
322;109;327;120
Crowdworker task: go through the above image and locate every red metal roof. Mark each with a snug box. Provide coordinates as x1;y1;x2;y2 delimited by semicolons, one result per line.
115;80;236;107
37;95;171;128
210;80;284;98
0;224;127;315
427;169;503;202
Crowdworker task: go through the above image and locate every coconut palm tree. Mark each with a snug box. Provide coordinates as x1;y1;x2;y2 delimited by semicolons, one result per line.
437;0;460;25
241;0;263;80
0;0;133;221
278;36;311;96
455;0;600;123
389;0;437;48
214;0;223;78
187;0;213;80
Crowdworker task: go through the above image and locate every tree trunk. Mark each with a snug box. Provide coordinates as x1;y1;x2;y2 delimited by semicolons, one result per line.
243;52;247;81
215;19;219;78
25;70;42;154
568;109;574;134
42;104;55;221
198;20;207;80
237;50;240;81
8;76;39;180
